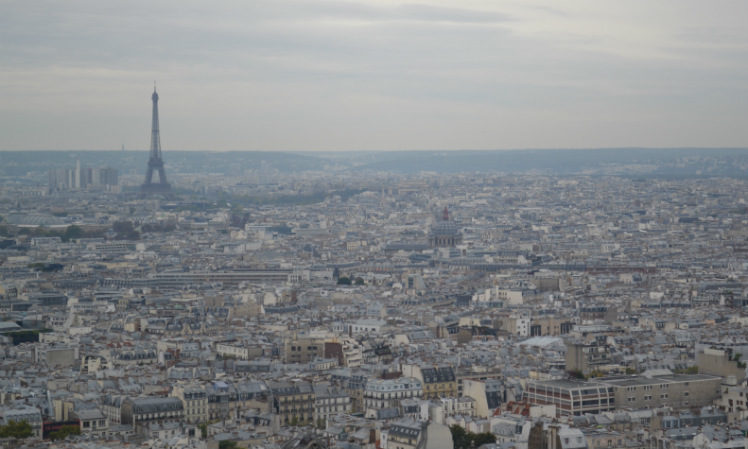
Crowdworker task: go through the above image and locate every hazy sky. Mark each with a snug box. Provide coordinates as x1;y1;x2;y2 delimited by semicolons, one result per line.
1;0;747;151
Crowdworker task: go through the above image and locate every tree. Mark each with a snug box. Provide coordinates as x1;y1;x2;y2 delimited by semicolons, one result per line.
141;221;177;233
49;424;80;440
229;211;250;229
734;353;746;369
199;422;208;439
450;425;497;449
28;263;63;272
450;425;470;449
472;432;497;447
674;366;698;374
219;441;239;449
112;221;140;240
337;276;351;285
9;330;44;345
0;420;33;439
354;277;365;286
567;369;585;379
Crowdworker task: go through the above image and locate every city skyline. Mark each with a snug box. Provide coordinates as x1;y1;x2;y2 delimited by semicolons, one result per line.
4;3;748;446
1;1;747;151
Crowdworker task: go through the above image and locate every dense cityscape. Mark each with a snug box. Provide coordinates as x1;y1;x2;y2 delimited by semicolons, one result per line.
2;2;747;448
2;139;748;449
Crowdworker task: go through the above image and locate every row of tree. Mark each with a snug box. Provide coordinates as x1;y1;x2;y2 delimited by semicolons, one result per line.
336;276;365;285
0;420;32;439
0;224;105;242
0;421;80;441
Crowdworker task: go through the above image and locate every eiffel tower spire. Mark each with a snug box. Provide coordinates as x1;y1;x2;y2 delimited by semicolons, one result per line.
141;85;171;193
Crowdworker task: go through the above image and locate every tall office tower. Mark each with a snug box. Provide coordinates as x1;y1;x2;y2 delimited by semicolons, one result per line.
99;167;119;186
74;159;82;189
141;87;171;193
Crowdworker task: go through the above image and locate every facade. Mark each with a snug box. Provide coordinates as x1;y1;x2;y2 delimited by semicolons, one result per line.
70;408;108;436
597;374;722;410
414;365;458;400
462;379;504;418
502;314;532;337
696;348;746;383
566;341;614;376
363;377;423;411
340;337;364;367
313;384;352;424
120;397;184;428
332;372;368;413
101;395;124;424
35;345;76;368
270;381;315;426
524;379;615;417
526;375;722;418
207;381;269;421
283;335;325;364
171;384;208;424
216;342;251;360
531;316;574;337
716;379;748;423
440;396;475;417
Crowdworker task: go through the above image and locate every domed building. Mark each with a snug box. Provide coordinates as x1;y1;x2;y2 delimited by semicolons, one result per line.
429;207;462;248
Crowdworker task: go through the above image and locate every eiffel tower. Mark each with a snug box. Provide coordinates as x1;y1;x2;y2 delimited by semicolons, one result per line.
141;86;171;193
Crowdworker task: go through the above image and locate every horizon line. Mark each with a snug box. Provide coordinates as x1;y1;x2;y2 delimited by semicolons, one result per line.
2;146;748;153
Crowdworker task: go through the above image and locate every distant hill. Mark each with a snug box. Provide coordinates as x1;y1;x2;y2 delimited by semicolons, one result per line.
347;148;748;176
1;148;747;180
0;150;328;180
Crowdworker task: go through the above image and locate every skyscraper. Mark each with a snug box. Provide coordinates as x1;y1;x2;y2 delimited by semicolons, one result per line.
141;87;171;193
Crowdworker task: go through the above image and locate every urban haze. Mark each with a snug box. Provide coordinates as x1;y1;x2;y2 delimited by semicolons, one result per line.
1;2;748;449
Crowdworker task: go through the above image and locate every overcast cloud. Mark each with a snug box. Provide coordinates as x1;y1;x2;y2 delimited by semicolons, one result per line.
1;0;747;151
